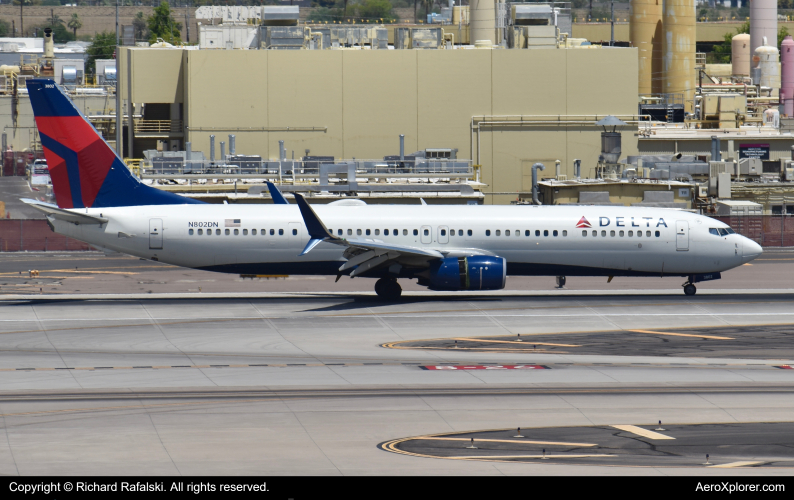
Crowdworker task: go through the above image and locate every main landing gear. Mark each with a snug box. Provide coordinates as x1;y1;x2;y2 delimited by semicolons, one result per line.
375;277;402;299
683;281;697;296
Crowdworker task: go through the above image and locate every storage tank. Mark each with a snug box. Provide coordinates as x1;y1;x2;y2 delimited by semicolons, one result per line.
43;28;54;59
630;0;663;95
755;37;780;92
470;0;496;45
663;0;696;112
750;0;777;57
731;33;751;76
782;36;794;116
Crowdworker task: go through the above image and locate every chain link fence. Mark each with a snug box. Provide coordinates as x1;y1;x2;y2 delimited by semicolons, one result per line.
0;220;91;252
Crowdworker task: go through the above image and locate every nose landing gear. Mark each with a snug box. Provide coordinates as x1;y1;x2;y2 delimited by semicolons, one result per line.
375;277;402;299
683;281;697;296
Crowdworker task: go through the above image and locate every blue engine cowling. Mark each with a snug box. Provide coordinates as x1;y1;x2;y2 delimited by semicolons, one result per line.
427;256;506;291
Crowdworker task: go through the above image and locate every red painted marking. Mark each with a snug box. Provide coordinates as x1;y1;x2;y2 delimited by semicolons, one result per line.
77;137;115;207
35;116;100;153
421;365;549;370
42;147;73;209
774;365;793;369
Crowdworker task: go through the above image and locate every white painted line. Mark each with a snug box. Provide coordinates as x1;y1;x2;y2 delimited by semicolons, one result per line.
449;454;615;459
708;461;764;468
611;425;675;440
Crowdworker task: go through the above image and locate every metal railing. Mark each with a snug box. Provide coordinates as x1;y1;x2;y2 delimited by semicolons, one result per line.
140;157;473;181
134;120;183;134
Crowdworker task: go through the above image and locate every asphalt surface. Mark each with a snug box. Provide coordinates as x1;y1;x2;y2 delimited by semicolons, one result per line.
0;253;792;475
0;177;45;220
383;422;794;468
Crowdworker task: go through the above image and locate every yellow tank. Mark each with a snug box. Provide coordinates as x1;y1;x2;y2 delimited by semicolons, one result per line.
452;6;469;26
630;0;663;95
470;0;496;45
663;0;696;112
731;33;751;76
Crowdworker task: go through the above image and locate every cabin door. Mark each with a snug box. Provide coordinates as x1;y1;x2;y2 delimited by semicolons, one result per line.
676;220;689;251
149;219;163;249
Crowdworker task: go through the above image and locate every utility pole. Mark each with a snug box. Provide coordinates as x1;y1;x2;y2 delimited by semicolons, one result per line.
115;0;122;157
610;1;614;46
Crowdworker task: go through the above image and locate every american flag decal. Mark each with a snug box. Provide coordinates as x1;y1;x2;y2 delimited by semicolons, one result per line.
575;217;591;228
225;219;241;227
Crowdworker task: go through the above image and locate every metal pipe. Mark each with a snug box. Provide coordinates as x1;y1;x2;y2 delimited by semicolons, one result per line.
185;141;191;160
555;159;561;178
229;134;235;155
399;134;405;161
220;141;225;163
279;140;285;161
209;135;215;162
127;51;133;161
531;163;545;205
574;159;581;179
710;135;721;162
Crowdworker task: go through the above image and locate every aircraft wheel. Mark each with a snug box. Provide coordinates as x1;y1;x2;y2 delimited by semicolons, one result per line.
375;278;401;299
683;283;696;296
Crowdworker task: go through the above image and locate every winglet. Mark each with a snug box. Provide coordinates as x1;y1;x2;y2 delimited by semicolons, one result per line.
266;182;289;204
293;192;343;255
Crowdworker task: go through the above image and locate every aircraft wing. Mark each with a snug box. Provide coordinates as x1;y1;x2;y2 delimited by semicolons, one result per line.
292;193;496;277
21;198;108;225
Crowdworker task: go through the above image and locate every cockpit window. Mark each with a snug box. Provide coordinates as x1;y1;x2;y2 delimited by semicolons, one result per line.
709;228;720;236
718;228;729;236
725;227;735;234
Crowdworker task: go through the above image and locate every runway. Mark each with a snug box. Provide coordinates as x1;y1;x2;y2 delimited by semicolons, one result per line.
0;254;793;475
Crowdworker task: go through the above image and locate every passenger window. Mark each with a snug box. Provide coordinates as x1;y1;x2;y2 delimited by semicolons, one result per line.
486;230;491;236
208;230;212;236
415;229;420;236
535;230;540;236
338;229;342;236
637;230;642;237
366;229;371;236
516;230;520;237
190;228;195;235
424;229;429;236
592;230;597;237
601;230;606;236
279;229;284;235
403;229;408;236
496;230;501;236
270;229;275;235
562;230;567;236
543;230;549;236
610;230;615;237
582;230;587;237
292;228;298;236
357;229;362;236
628;230;633;236
525;230;530;236
244;229;249;235
553;230;558;237
467;230;472;236
655;230;660;237
505;230;510;236
252;229;257;235
393;229;398;235
441;229;447;236
347;229;352;236
225;229;230;235
385;229;390;236
459;230;464;236
235;229;240;235
215;229;220;235
619;230;624;237
646;231;651;237
375;229;380;235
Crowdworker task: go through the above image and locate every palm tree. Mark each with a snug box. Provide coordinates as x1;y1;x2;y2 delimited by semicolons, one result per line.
68;13;82;39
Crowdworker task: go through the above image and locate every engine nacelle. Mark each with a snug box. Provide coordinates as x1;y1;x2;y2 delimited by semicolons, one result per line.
427;256;506;291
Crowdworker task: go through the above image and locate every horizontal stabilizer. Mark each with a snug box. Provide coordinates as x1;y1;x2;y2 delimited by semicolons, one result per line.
21;198;108;225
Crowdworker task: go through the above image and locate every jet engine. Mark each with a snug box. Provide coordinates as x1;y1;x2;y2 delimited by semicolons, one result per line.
424;256;506;291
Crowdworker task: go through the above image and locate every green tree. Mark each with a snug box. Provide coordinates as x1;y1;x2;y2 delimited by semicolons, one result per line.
67;13;82;39
147;1;182;44
86;31;116;74
132;11;148;42
0;19;10;37
12;0;40;37
306;7;344;23
357;0;398;22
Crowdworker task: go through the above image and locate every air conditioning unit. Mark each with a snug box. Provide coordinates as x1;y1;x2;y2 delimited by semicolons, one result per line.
697;185;709;198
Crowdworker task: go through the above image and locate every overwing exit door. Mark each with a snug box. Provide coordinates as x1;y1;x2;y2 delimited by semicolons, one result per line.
149;219;163;249
676;220;689;251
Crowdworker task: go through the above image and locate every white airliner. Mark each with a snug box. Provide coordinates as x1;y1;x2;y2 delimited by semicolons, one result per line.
21;79;763;298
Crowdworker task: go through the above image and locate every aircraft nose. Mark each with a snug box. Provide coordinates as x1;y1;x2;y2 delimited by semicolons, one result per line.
743;238;763;261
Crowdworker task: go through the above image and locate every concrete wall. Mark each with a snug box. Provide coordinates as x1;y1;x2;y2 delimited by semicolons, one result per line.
124;46;640;205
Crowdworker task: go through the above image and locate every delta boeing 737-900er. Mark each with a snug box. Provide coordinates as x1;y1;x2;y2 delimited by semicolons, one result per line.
21;79;762;298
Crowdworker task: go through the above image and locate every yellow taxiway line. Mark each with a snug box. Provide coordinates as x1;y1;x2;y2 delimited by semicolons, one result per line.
417;436;596;447
611;425;675;440
454;338;581;347
708;461;765;468
630;329;734;340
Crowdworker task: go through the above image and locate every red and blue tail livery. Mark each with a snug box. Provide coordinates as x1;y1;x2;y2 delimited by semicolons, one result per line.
27;79;202;208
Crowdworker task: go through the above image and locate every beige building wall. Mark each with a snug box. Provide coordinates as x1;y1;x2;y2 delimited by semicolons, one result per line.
123;46;640;204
